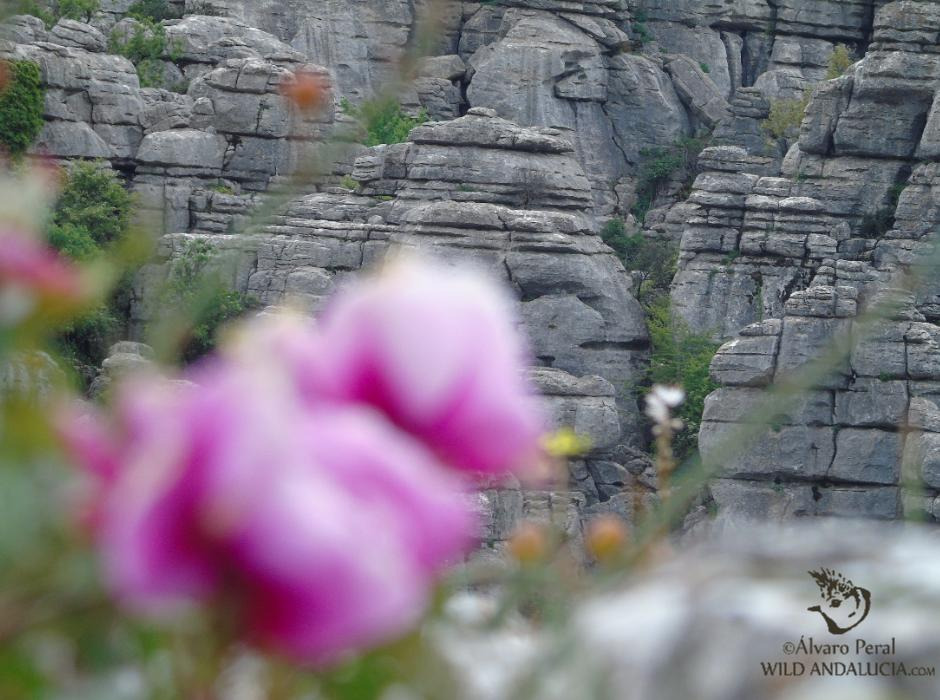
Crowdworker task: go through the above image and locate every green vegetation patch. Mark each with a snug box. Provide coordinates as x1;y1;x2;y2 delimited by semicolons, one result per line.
57;0;99;21
0;60;45;159
601;217;677;304
340;97;429;146
645;297;720;462
7;0;100;24
166;240;258;363
109;18;183;90
600;216;716;461
826;44;854;80
48;162;135;378
762;90;811;142
127;0;182;22
631;134;709;224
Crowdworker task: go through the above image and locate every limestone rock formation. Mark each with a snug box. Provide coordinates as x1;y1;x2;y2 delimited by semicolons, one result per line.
128;109;650;536
88;341;156;398
0;352;64;402
438;521;940;700
676;1;940;524
672;1;940;340
8;0;940;531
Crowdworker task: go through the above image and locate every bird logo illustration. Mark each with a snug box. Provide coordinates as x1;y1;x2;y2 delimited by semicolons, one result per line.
807;568;871;634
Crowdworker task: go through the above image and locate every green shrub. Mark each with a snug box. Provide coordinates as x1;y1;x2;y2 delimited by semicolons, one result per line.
632;9;651;45
109;21;165;63
631;134;709;223
8;0;103;24
56;0;99;21
339;175;359;191
127;0;181;22
601;218;678;303
8;0;55;25
762;90;811;142
109;19;181;88
53;161;133;246
826;44;854;80
645;297;720;461
182;288;254;362
57;307;120;379
0;60;45;158
699;62;710;74
167;240;257;363
135;58;166;89
340;97;428;146
47;221;98;261
185;1;225;15
48;162;135;375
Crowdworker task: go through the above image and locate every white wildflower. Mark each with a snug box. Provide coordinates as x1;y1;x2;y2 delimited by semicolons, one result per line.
645;385;686;424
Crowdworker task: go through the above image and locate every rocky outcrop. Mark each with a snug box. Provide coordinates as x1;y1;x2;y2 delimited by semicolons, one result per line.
462;2;694;213
664;1;940;525
439;522;940;700
10;0;940;530
479;366;655;550
699;273;940;523
0;352;64;402
88;341;155;398
671;2;939;339
1;14;333;236
129;109;651;537
132;109;649;417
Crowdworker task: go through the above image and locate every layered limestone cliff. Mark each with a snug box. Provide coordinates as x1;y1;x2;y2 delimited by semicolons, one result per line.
688;1;940;523
5;0;940;532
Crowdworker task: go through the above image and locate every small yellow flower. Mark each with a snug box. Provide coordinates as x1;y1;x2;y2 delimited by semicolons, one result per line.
542;428;592;457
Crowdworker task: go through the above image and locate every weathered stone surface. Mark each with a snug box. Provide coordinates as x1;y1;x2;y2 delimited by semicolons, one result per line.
0;352;64;402
531;368;620;452
701;286;940;521
49;20;107;53
211;0;449;102
89;342;156;398
9;0;940;529
464;8;642;209
133;111;650;455
440;523;940;699
165;15;305;67
664;55;730;128
137;129;227;169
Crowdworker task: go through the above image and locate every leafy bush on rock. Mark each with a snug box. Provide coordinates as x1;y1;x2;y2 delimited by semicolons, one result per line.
341;96;429;146
645;298;720;462
0;60;45;158
49;162;134;375
166;240;258;363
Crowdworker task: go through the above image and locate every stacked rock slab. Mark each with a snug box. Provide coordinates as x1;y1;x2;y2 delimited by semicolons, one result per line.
701;284;940;523
637;0;877;101
440;523;940;700
205;0;467;103
693;1;940;523
0;14;333;236
672;1;940;340
131;109;653;544
462;1;705;214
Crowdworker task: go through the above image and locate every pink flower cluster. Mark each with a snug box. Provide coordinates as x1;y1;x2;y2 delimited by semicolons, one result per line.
0;228;86;324
62;259;544;665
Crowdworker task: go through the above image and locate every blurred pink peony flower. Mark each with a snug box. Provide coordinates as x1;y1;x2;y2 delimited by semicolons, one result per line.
0;229;86;313
63;360;477;665
284;259;546;476
60;259;547;664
